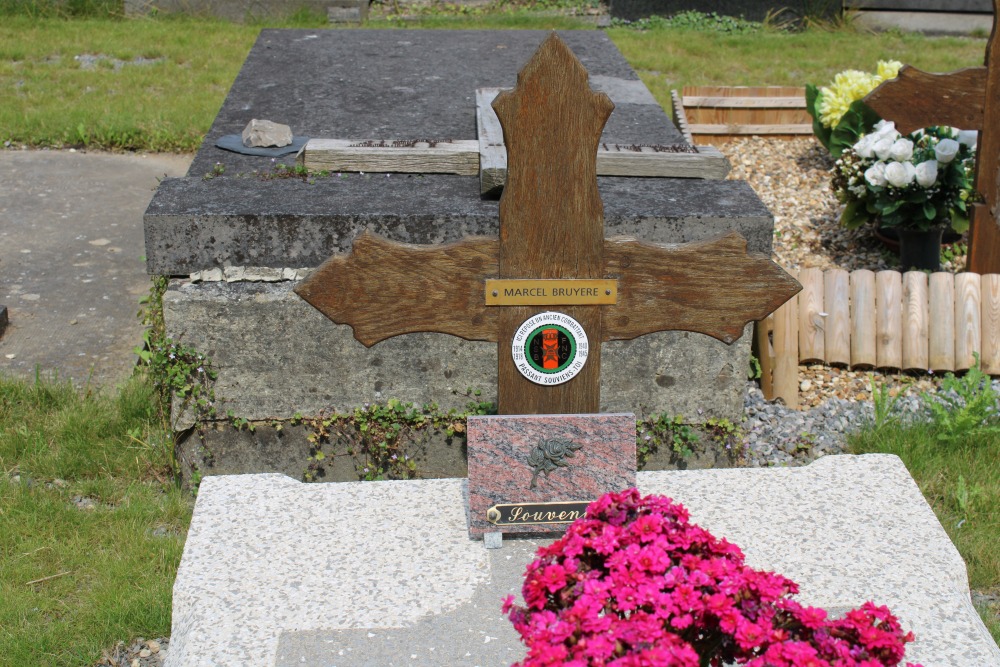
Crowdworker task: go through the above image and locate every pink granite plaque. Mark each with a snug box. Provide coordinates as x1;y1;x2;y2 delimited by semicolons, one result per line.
467;413;636;537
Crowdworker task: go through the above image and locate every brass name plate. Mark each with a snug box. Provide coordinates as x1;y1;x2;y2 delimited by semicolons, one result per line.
486;501;591;526
485;279;617;306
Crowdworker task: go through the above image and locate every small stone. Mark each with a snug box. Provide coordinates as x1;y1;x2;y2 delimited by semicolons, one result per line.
146;640;161;653
242;119;293;148
799;379;812;392
139;648;152;658
132;660;140;667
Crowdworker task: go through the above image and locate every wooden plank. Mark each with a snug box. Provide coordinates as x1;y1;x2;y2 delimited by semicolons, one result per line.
970;4;1000;274
954;272;982;371
687;123;814;135
969;203;1000;275
597;144;730;178
295;232;499;346
929;272;956;372
301;134;730;183
797;267;825;364
670;89;695;145
824;268;851;366
902;271;929;372
981;274;1000;374
850;270;877;369
875;270;902;370
771;294;799;409
683;95;805;108
602;233;801;344
483;87;729;185
864;64;987;135
492;34;613;415
476;88;506;198
754;316;775;400
298;138;480;175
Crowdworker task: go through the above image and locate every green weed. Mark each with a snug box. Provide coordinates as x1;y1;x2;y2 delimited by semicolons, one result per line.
921;354;1000;443
850;422;1000;642
0;373;190;667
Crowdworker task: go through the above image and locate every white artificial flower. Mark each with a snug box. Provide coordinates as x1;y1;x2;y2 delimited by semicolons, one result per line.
935;138;960;163
885;161;917;187
854;134;876;159
865;162;888;187
915;160;938;187
888;138;914;162
958;130;978;148
872;119;896;136
873;137;895;160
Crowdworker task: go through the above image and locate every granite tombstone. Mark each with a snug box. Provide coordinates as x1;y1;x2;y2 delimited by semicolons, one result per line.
145;29;780;481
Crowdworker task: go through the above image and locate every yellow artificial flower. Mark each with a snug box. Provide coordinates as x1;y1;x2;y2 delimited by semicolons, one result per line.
817;61;903;129
819;70;875;128
875;60;903;81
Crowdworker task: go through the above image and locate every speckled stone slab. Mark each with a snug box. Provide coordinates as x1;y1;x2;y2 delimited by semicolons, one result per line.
167;455;1000;667
467;413;635;537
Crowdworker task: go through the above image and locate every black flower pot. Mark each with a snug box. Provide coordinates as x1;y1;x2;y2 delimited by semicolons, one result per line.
896;226;945;272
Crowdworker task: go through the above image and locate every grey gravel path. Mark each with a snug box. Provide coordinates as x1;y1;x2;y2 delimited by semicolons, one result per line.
0;149;191;389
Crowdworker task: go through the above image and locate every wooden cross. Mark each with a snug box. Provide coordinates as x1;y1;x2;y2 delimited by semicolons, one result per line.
864;0;1000;274
295;34;799;416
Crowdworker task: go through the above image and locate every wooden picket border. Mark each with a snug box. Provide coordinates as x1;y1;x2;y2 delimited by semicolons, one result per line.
673;86;813;145
755;269;1000;407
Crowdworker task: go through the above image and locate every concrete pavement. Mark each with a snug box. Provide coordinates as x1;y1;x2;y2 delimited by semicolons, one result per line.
0;149;192;389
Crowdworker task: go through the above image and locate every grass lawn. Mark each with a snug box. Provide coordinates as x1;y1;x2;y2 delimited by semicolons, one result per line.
0;13;987;151
0;375;190;667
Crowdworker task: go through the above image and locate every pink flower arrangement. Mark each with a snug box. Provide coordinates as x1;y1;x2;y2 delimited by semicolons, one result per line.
503;489;922;667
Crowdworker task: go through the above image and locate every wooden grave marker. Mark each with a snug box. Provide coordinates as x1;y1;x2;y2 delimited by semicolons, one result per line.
864;0;1000;274
296;34;799;416
296;35;799;539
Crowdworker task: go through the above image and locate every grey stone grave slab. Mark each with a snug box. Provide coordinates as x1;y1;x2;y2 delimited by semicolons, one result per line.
165;455;1000;667
144;30;774;469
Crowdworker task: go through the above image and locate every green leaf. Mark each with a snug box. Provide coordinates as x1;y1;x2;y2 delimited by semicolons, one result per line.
828;100;883;159
923;202;937;220
950;210;970;234
805;84;833;153
839;200;869;229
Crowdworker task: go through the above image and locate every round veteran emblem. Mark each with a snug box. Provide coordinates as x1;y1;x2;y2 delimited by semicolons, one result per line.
511;312;589;385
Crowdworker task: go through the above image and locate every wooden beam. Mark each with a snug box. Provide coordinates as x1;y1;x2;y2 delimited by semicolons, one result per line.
687;123;814;135
492;34;613;415
863;64;987;135
970;0;1000;272
295;232;499;346
682;95;805;108
602;233;801;345
476;88;507;198
297;138;480;175
297;231;799;350
478;88;729;188
670;89;695;145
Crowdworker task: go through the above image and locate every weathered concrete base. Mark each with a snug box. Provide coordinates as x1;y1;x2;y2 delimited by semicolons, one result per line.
853;10;992;35
166;455;1000;667
176;415;734;486
165;280;753;428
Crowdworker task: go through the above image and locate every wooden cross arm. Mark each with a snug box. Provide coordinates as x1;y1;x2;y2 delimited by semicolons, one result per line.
295;232;499;346
297;231;798;348
601;233;801;344
864;64;987;135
